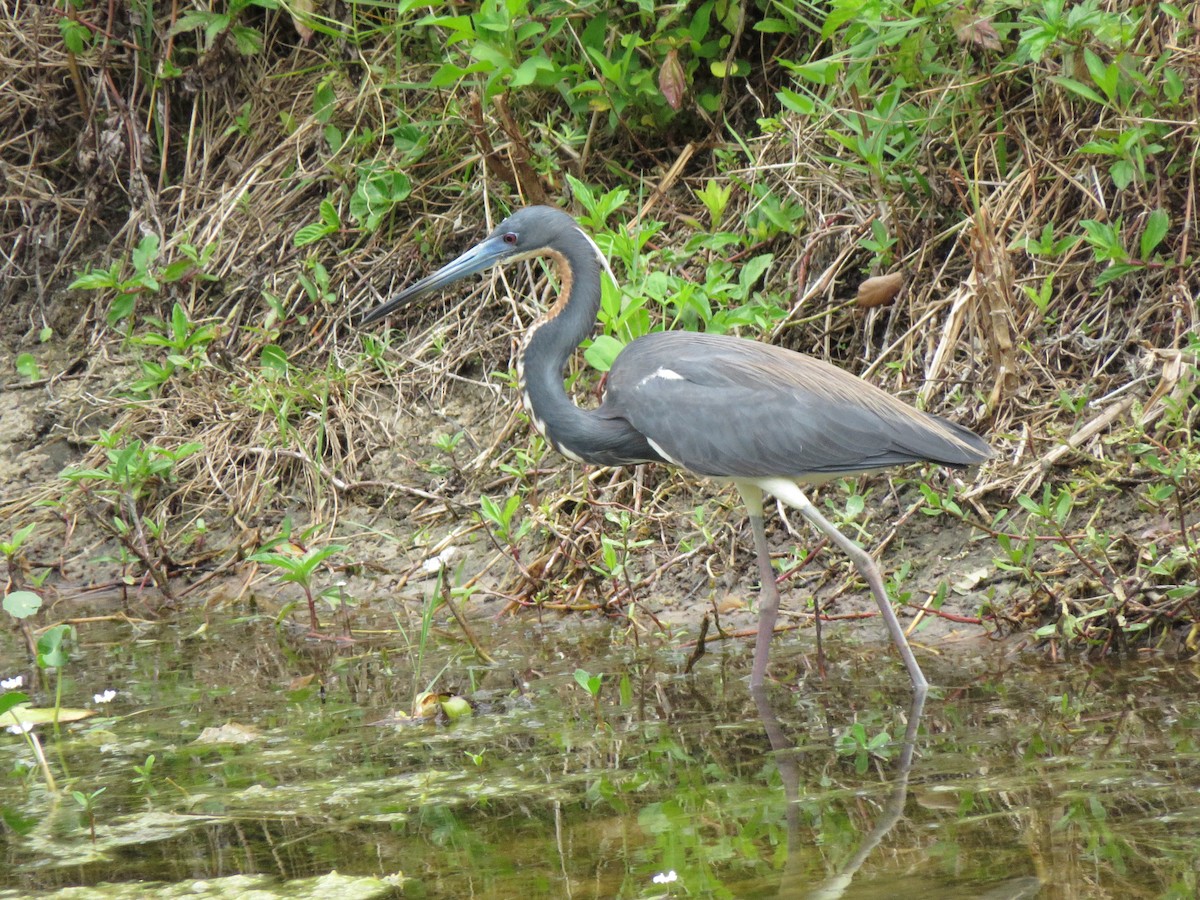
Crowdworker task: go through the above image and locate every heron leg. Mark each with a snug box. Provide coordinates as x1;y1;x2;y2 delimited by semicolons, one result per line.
752;478;929;694
735;482;781;688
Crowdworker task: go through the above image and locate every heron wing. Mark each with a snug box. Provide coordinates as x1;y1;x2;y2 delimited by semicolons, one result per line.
601;331;989;479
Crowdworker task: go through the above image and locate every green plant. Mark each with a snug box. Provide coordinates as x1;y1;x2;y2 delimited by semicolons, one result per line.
411;0;743;132
1;524;37;590
0;687;56;792
68;235;218;327
132;754;157;795
168;0;277;56
296;259;338;309
592;510;653;605
127;302;220;395
859;219;897;270
70;786;107;842
348;164;413;233
15;352;41;380
294;198;343;248
479;493;532;547
1015;0;1136;65
836;721;892;775
248;541;347;633
60;433;203;600
574;668;604;725
694;179;732;231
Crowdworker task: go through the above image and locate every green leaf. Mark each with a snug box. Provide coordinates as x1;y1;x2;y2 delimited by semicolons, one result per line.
15;353;40;380
107;293;138;326
1050;76;1106;105
3;523;37;553
319;199;341;228
3;590;42;619
1110;159;1134;191
0;705;95;726
1139;209;1169;259
230;24;262;55
69;270;117;291
440;696;473;719
313;81;335;123
131;234;160;273
59;18;91;53
159;259;195;283
710;59;748;78
293;222;335;248
427;62;473;88
37;623;72;669
260;344;289;374
583;334;624;372
739;253;774;292
1094;262;1141;287
573;669;601;694
510;54;554;88
754;17;795;34
0;693;30;718
777;88;815;116
1016;494;1041;515
168;10;220;38
479;495;502;525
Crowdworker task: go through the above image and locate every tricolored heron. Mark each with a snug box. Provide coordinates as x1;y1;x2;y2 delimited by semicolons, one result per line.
361;206;992;692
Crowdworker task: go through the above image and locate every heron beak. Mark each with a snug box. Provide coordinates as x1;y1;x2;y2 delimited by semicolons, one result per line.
359;234;510;326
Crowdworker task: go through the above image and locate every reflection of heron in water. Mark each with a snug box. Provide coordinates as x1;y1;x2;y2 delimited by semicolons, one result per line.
753;685;924;898
755;689;1043;899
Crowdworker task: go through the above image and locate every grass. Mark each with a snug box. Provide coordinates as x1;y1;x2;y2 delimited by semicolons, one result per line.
1;0;1198;670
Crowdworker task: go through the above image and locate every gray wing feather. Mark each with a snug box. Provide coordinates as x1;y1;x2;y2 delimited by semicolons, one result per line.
601;332;991;478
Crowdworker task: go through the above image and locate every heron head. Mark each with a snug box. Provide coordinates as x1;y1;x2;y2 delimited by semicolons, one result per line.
359;206;576;326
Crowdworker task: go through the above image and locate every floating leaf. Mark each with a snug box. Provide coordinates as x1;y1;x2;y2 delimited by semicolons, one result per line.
193;722;261;745
440;696;472;720
0;705;96;727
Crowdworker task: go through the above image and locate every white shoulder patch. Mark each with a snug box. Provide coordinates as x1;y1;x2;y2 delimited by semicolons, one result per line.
636;367;685;388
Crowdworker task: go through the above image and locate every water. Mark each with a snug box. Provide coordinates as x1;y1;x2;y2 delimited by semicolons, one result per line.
2;610;1197;898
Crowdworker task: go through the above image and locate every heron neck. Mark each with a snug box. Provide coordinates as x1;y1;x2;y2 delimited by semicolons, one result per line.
518;231;605;455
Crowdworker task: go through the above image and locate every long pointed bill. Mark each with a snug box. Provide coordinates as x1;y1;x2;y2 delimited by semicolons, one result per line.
359;234;511;326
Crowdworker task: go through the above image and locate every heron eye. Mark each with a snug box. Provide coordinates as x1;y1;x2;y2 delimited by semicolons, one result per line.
502;232;518;245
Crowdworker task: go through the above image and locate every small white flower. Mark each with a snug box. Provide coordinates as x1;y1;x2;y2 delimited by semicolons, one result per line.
1;675;23;690
652;871;678;885
7;722;34;734
94;689;117;704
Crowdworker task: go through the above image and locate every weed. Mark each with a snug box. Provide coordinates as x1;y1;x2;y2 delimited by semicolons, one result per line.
167;0;274;56
60;433;203;601
574;667;604;726
70;786;107;842
836;721;892;776
69;235;218;328
1;524;37;591
248;539;347;633
132;754;157;795
127;302;220;396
